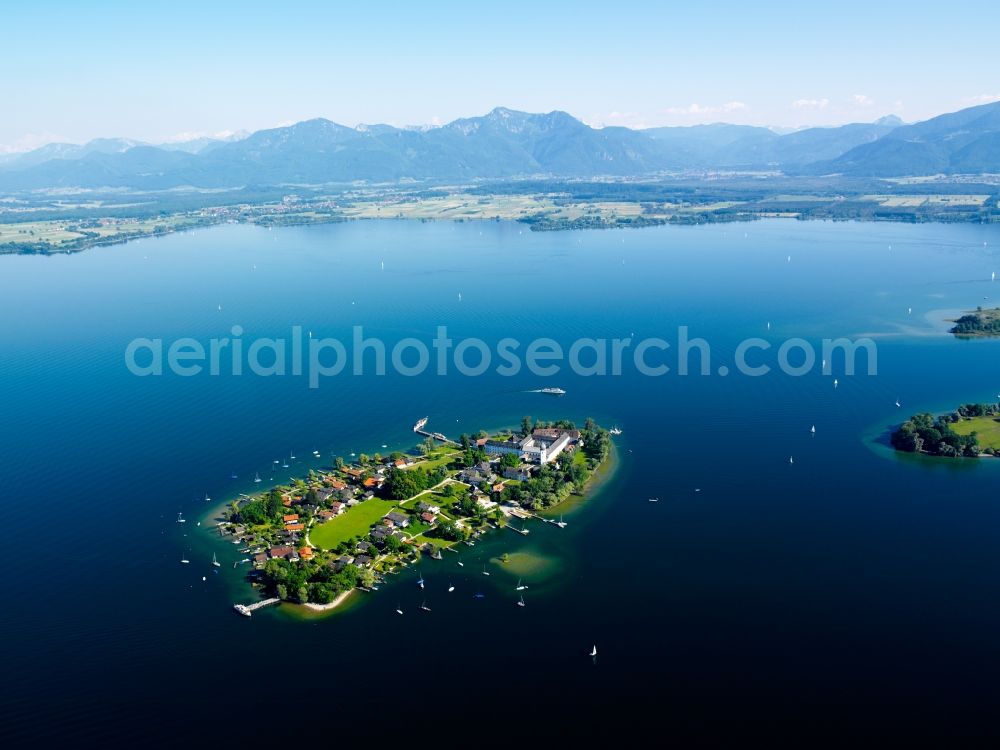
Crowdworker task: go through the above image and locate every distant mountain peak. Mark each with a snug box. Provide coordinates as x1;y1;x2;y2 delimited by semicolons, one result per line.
875;114;904;127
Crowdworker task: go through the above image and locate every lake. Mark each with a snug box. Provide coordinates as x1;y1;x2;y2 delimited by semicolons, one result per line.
3;218;1000;742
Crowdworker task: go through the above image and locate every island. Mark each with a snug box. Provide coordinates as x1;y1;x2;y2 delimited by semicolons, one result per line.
950;307;1000;337
216;417;611;615
891;402;1000;457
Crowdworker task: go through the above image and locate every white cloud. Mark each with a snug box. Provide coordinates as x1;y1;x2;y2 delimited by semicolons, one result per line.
852;94;874;107
0;132;71;154
663;101;747;116
586;111;649;129
791;98;830;110
965;93;1000;105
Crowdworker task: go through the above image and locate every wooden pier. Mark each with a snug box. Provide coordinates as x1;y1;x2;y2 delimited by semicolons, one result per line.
414;428;460;447
233;597;280;617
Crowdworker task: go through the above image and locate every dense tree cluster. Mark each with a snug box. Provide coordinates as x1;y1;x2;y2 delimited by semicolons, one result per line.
233;489;285;525
951;308;1000;336
891;404;998;457
382;465;448;500
262;557;359;604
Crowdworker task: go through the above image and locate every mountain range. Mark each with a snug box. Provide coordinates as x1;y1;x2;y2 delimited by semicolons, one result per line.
1;102;999;191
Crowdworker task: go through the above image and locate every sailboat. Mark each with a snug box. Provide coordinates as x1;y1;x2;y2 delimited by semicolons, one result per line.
515;579;528;591
833;379;839;389
204;493;211;502
810;425;816;435
282;459;289;468
180;556;190;564
648;497;659;503
290;451;296;459
482;564;490;577
417;574;425;589
448;583;455;592
212;552;220;567
254;472;261;483
395;605;404;615
457;561;464;567
555;515;567;529
517;595;526;608
420;600;431;612
589;645;598;657
176;512;186;523
230;471;238;479
789;456;794;464
895;398;901;408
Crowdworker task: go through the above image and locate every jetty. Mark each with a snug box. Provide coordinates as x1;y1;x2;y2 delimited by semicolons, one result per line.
414;428;460;447
233;597;280;617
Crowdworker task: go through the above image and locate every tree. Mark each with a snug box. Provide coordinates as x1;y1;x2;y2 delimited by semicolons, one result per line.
359;453;369;465
499;452;520;469
358;567;376;588
521;416;534;437
384;535;403;553
460;433;471;450
335;456;345;471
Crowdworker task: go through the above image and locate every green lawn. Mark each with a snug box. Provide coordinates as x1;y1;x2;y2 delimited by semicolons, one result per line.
402;519;434;538
412;451;460;472
951;415;1000;450
310;498;398;549
412;533;454;550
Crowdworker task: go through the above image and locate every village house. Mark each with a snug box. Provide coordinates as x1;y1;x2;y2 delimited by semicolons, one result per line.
385;511;410;528
420;511;436;524
503;464;535;481
460;466;494;486
354;554;373;567
268;545;297;561
476;496;498;511
333;554;355;571
330;501;345;515
298;546;314;561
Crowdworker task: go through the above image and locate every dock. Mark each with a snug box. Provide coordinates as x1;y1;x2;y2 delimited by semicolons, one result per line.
414;428;460;447
233;597;280;617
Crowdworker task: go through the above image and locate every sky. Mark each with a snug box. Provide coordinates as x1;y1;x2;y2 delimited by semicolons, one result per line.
2;0;998;152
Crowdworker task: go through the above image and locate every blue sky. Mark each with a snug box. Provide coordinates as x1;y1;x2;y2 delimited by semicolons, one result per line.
2;0;997;151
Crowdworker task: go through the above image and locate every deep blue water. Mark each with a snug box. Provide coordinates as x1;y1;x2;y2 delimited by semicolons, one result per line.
3;219;1000;742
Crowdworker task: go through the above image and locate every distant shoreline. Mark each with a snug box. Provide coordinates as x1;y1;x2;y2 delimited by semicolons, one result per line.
3;185;998;256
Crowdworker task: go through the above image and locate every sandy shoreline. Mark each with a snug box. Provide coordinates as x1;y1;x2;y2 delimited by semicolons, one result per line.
301;588;353;612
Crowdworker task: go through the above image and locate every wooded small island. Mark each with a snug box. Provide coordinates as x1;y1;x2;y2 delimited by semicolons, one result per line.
891;403;1000;458
950;307;1000;337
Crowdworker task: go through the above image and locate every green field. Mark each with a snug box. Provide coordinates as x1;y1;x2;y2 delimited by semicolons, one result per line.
310;498;398;549
951;415;1000;450
412;450;460;473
